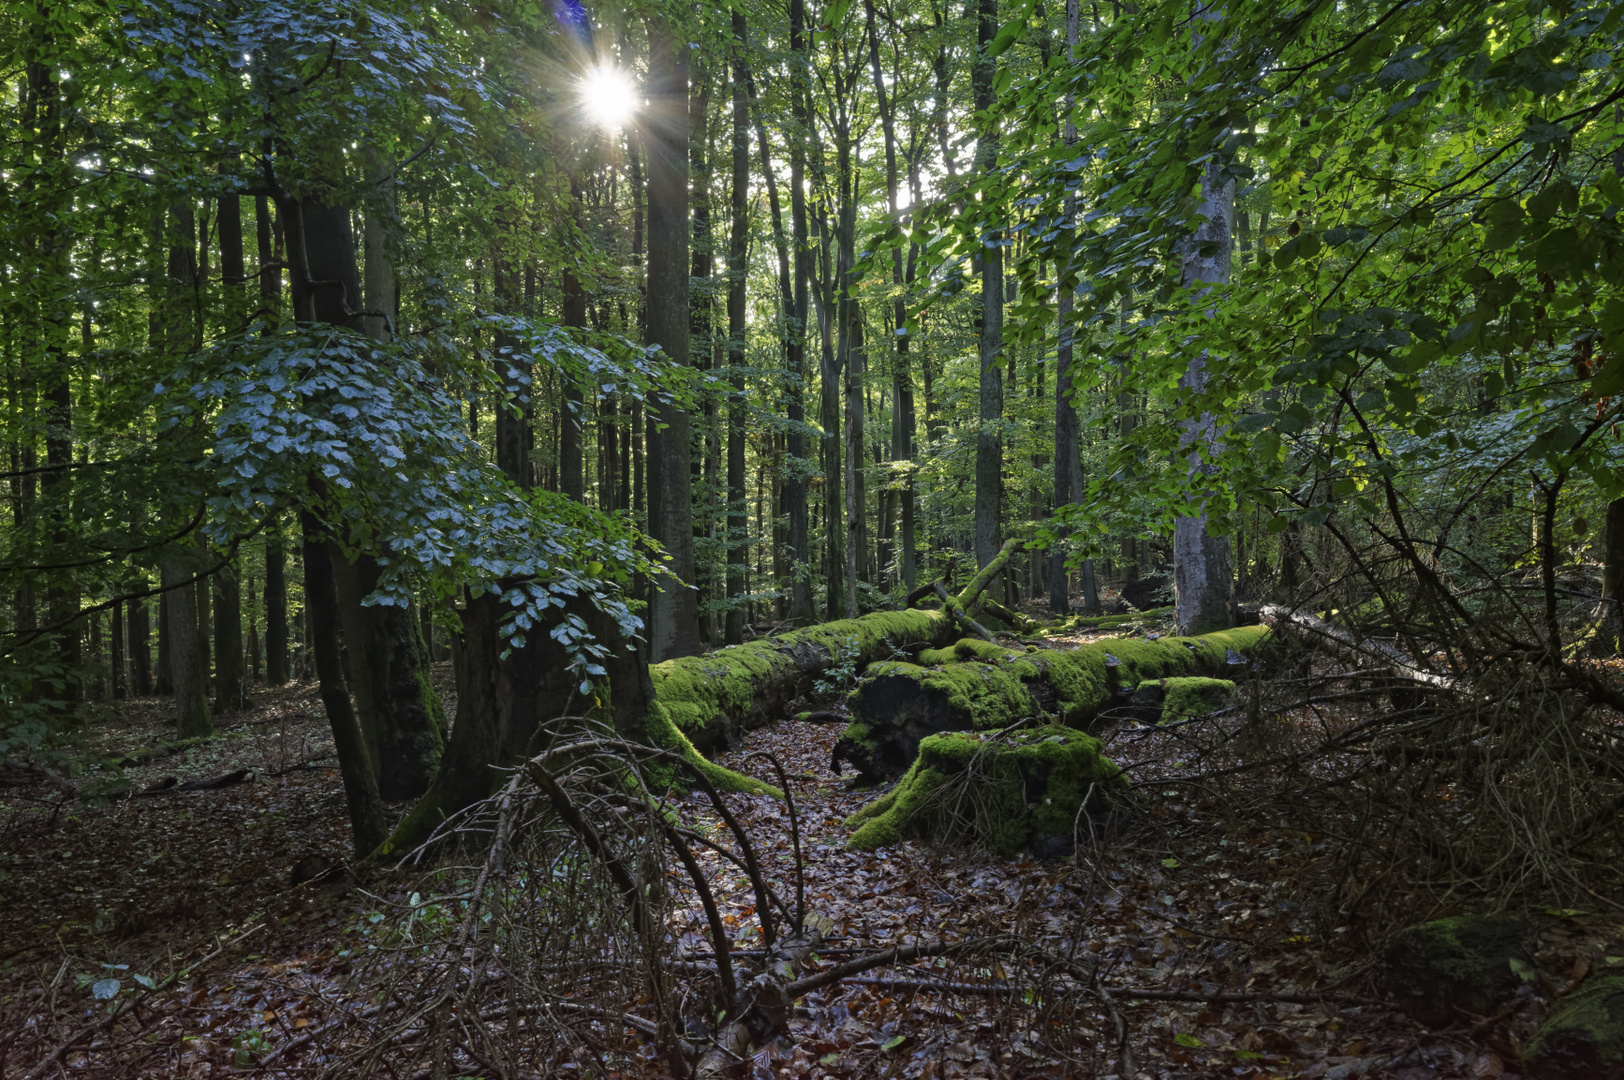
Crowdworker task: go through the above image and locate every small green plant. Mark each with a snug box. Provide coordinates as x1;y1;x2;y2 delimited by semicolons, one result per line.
812;635;862;700
233;1028;270;1065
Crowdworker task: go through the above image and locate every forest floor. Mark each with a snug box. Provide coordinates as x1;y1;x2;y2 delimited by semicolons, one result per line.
0;630;1609;1079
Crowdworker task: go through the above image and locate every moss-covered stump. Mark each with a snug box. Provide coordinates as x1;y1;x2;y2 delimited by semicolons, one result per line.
1126;677;1236;724
1527;973;1624;1079
649;609;955;757
834;625;1269;783
1382;915;1532;1028
844;726;1126;854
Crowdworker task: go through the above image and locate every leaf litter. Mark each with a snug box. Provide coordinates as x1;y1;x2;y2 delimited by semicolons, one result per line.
0;651;1612;1079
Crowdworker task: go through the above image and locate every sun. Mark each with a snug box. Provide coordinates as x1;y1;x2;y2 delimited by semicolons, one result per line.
579;65;638;129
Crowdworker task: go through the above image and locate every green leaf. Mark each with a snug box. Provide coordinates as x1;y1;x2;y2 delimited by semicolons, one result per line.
91;978;121;1000
882;1034;907;1050
1509;957;1536;983
1174;1032;1206;1048
1161;857;1180;869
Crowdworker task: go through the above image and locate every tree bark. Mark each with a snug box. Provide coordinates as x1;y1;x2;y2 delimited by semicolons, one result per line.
213;563;244;712
377;590;654;859
264;514;289;684
162;554;212;737
1172;2;1235;637
561;177;588;502
128;593;150;696
786;0;815;623
644;19;701;660
301;511;387;856
972;0;1004;573
725;14;750;647
864;0;918;592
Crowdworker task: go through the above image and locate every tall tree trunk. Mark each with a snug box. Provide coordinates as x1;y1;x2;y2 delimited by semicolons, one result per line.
972;0;1004;573
785;0;815;623
214;565;244;712
211;198;247;712
1050;0;1095;615
689;60;716;642
128;594;150;696
301;512;387;855
335;553;445;800
264;515;289;684
155;592;172;695
864;0;917;591
644;19;700;660
561;177;588;501
286;196;390;846
362;150;396;343
162;554;212;736
1599;121;1624;650
725;14;750;646
107;600;122;699
1173;2;1236;636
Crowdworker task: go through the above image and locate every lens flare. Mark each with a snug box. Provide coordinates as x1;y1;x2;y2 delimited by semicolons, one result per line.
580;66;637;129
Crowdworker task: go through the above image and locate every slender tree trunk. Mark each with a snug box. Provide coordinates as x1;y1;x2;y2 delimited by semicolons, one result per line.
1050;0;1096;615
644;19;700;660
785;0;815;623
155;592;172;695
301;512;387;855
128;594;150;696
265;515;289;684
214;565;244;711
110;600;124;699
561;177;588;501
162;554;212;736
1173;2;1236;636
972;0;1004;574
689;61;716;641
725;14;750;646
864;0;917;592
363;150;396;343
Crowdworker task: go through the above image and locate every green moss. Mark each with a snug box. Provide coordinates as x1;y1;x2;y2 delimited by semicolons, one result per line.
1527;973;1624;1078
1383;915;1531;1028
648;608;952;737
639;702;780;797
846;726;1125;854
1051;605;1174;632
1149;677;1236;721
838;720;874;751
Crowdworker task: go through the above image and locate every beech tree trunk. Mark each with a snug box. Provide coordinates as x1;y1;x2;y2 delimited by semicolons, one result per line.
786;0;815;623
378;592;654;858
644;19;700;660
213;564;244;712
301;511;387;856
264;515;289;684
725;16;750;647
972;0;1003;574
162;554;212;737
1173;2;1235;637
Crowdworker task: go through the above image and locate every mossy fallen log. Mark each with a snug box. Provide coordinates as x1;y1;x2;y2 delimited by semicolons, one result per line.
1125;676;1236;724
833;625;1270;783
1525;972;1624;1079
648;611;957;759
844;726;1127;854
1048;605;1174;632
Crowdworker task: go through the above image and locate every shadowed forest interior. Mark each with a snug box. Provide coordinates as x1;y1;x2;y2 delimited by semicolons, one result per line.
4;0;1624;1076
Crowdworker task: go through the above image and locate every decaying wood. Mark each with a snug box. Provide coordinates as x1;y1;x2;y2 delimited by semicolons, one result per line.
1258;602;1458;705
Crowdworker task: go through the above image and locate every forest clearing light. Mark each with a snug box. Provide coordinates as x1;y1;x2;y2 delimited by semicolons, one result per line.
580;65;637;129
